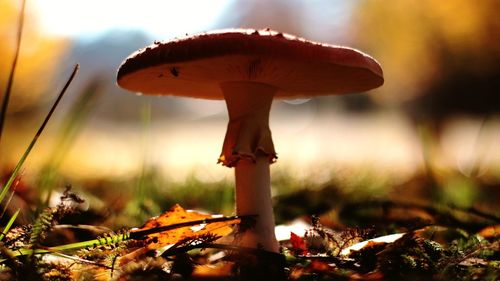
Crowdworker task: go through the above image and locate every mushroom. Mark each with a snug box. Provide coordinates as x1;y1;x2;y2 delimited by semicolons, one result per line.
117;28;383;253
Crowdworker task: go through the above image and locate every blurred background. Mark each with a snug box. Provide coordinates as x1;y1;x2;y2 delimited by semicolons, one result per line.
1;0;498;227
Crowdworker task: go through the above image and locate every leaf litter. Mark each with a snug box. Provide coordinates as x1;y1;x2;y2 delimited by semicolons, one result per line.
0;186;497;281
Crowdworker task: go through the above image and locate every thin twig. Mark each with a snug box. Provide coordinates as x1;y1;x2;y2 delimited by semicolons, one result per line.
0;0;27;144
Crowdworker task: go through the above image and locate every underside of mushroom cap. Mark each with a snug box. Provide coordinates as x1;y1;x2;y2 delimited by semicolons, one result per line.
117;28;384;99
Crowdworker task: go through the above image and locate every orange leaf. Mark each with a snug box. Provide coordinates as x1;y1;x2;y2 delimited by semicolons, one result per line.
310;260;330;272
349;271;385;280
477;225;500;239
130;204;240;250
290;232;307;255
192;262;234;278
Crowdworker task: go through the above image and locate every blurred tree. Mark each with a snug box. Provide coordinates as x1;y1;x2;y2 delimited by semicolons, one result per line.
0;0;68;113
350;0;500;206
350;0;500;116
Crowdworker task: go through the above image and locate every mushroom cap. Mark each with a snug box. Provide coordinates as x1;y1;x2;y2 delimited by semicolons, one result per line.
117;28;384;99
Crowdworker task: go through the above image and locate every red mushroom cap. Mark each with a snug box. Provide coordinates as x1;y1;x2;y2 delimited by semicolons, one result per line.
117;28;383;99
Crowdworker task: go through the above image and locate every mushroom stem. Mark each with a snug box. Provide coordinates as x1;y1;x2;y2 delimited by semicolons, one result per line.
235;156;278;252
219;81;279;252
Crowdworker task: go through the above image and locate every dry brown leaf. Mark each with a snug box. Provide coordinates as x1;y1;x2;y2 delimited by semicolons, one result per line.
130;204;240;251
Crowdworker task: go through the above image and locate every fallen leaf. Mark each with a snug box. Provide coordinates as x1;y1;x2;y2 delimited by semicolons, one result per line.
309;260;330;271
349;271;384;280
290;232;308;255
130;204;240;251
477;225;500;239
192;261;234;277
340;233;405;256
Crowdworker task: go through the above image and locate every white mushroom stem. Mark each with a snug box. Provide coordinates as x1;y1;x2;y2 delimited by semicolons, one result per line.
234;157;278;252
219;81;279;253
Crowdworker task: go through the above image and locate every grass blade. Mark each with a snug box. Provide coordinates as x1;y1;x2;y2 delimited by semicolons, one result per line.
0;169;23;218
2;214;252;260
41;78;103;204
49;78;103;168
0;64;79;206
4;232;129;258
0;0;26;144
0;208;20;241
